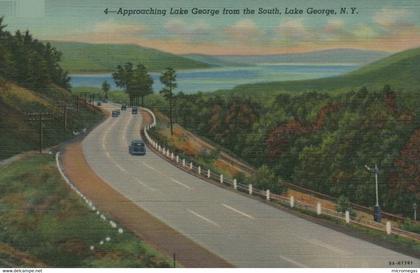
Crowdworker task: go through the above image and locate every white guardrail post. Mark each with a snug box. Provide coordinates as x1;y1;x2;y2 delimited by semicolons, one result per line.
266;189;270;200
248;184;253;195
345;210;350;223
176;155;179;163
316;202;322;215
189;162;193;170
198;166;201;175
182;159;185;167
220;174;223;183
290;196;295;208
386;221;392;235
207;169;211;178
233;179;237;190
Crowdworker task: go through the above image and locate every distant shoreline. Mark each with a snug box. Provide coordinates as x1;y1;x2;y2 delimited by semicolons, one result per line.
68;62;360;75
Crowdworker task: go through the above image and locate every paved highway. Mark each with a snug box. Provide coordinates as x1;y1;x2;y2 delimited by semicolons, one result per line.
82;104;419;267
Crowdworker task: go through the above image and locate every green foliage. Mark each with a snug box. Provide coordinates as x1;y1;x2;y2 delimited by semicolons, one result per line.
160;67;177;135
0;154;170;267
401;218;420;235
336;195;351;213
170;86;419;216
112;63;153;106
0;17;70;90
101;81;110;99
247;165;285;194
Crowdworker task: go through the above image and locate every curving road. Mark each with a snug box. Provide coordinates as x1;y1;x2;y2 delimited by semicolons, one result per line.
82;104;419;268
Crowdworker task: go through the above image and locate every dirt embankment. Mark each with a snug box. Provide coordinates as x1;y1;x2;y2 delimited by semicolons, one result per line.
154;111;254;177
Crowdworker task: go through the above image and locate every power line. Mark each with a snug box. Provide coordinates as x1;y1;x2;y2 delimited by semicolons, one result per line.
25;112;53;153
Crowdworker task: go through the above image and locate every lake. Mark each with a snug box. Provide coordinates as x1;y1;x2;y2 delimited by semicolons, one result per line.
70;64;358;94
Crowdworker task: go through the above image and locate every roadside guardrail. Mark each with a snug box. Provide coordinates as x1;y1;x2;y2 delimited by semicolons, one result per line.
141;107;420;243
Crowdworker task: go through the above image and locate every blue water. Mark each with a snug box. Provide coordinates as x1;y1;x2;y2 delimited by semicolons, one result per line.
70;64;358;94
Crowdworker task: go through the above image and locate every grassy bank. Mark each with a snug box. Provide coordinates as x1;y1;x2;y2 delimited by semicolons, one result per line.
0;154;171;267
0;83;104;160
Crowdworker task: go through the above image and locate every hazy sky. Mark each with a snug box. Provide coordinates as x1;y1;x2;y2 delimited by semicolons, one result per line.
2;0;420;55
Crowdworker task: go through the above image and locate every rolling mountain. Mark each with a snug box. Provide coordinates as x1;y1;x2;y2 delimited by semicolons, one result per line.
181;54;248;67
185;49;389;66
49;41;211;73
217;47;420;97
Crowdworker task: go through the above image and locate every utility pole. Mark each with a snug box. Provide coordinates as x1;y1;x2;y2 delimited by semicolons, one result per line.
72;95;80;112
63;104;68;131
365;164;381;222
58;101;77;132
58;102;73;131
26;112;53;153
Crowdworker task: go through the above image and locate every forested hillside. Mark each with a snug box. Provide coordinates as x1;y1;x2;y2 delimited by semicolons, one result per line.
218;47;420;98
0;18;102;159
0;18;70;90
156;85;420;216
49;41;211;73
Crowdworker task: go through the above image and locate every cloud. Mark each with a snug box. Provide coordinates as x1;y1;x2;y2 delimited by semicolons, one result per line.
373;8;414;29
324;19;344;34
352;25;378;39
93;20;147;35
164;19;211;40
224;19;262;41
275;19;313;43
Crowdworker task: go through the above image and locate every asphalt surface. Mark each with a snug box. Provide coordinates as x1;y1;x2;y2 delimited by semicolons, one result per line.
82;104;419;268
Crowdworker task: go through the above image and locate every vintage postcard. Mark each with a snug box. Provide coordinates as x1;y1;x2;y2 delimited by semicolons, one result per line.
0;0;419;271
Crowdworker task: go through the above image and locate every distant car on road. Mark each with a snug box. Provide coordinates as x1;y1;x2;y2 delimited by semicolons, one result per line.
132;106;138;114
111;110;120;117
121;104;127;111
129;140;146;155
97;101;102;106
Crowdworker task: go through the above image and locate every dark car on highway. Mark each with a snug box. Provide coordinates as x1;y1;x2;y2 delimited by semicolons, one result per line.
111;110;120;117
129;140;146;155
132;106;138;114
121;104;127;111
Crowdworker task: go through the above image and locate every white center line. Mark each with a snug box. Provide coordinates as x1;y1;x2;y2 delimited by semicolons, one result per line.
187;209;220;228
306;238;350;256
142;162;193;190
279;255;307;268
102;118;118;150
143;162;158;172
115;163;127;173
170;178;192;190
122;114;132;144
133;177;157;192
222;203;255;220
